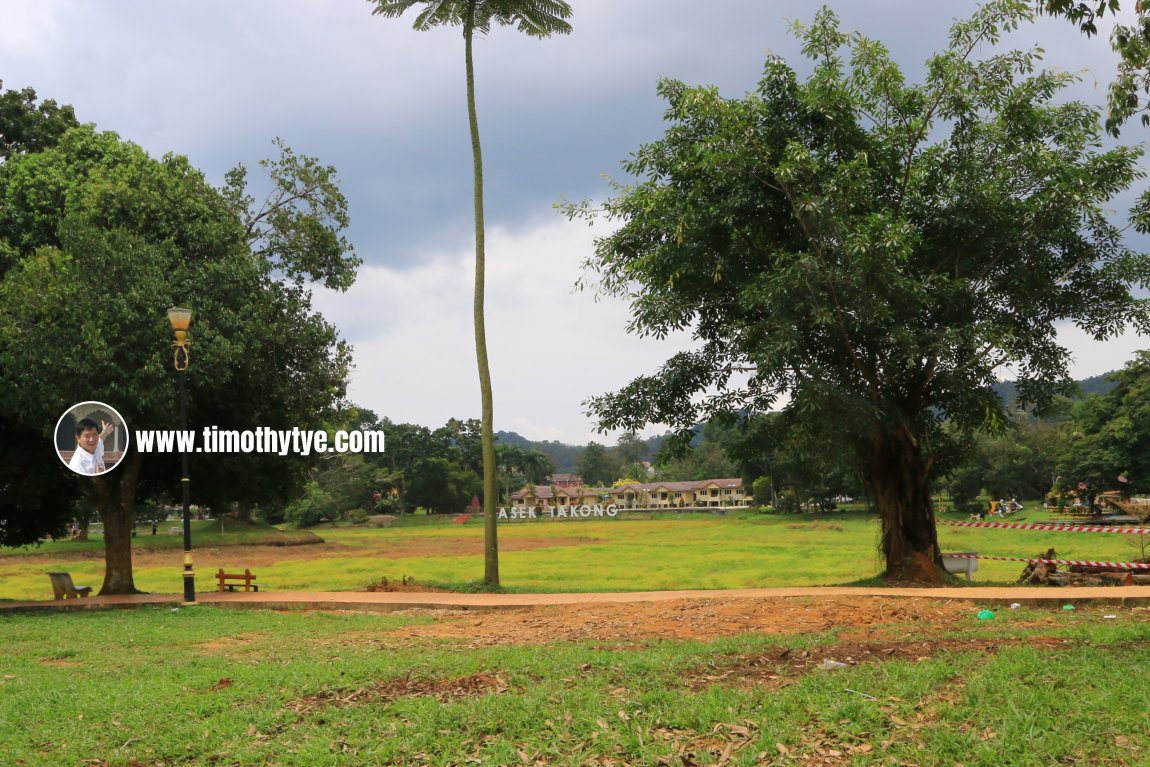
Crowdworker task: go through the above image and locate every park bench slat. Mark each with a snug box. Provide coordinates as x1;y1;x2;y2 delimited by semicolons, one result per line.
217;568;259;592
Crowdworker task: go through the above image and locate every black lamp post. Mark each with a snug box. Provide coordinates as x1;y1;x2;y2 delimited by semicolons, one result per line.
168;306;195;604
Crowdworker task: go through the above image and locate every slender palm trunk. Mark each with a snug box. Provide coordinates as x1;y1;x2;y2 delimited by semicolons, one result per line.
464;4;499;585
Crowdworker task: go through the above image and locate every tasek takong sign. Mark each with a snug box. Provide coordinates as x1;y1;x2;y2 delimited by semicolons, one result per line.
498;504;620;520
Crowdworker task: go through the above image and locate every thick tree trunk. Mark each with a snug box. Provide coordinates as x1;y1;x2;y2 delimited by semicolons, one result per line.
866;428;942;584
95;452;142;595
99;501;136;595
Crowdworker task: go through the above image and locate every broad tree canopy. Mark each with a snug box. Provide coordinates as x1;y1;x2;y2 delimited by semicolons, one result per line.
1056;352;1150;502
0;115;356;588
570;1;1150;580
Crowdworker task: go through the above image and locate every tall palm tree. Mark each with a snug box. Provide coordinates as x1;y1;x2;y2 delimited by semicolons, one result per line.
496;442;527;504
368;0;572;585
520;447;555;485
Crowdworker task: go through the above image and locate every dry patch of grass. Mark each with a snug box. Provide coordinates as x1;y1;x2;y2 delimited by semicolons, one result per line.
136;535;596;571
287;672;511;715
193;631;267;654
686;636;1073;692
382;597;974;648
785;521;844;532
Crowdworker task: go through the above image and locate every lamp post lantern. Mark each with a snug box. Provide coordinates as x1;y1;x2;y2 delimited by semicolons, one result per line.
168;306;195;603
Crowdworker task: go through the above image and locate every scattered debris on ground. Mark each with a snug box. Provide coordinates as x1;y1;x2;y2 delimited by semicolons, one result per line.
287;672;510;714
381;597;975;648
1019;548;1141;586
686;636;1072;692
364;575;447;593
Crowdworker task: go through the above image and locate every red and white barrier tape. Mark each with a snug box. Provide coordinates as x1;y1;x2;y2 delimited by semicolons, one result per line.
944;553;1150;570
944;520;1150;534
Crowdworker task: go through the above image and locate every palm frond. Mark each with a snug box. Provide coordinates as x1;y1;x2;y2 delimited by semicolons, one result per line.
487;0;572;37
368;0;572;37
367;0;463;31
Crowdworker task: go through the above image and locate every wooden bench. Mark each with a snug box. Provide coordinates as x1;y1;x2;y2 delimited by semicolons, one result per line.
941;552;979;582
217;568;259;592
47;571;93;599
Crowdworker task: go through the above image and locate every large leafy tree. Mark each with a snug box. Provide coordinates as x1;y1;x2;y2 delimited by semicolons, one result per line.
0;124;357;593
1041;1;1150;134
496;442;555;500
940;416;1060;508
368;0;572;585
726;412;864;510
1057;353;1150;503
0;84;78;546
576;441;617;487
375;419;444;513
0;416;74;547
0;81;79;161
569;2;1150;581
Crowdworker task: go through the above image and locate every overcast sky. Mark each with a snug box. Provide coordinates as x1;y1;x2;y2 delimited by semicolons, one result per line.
5;1;1147;443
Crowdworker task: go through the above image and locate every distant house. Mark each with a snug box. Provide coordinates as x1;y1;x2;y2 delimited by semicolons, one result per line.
547;473;583;488
511;485;555;509
509;478;747;511
511;485;612;509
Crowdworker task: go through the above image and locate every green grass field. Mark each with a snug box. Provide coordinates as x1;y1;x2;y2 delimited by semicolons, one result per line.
2;603;1148;766
4;511;1150;765
2;508;1146;600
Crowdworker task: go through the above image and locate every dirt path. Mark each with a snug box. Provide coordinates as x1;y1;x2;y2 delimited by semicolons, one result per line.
9;584;1150;632
380;595;981;647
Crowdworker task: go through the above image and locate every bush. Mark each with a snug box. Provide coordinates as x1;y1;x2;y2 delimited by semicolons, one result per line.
776;494;799;514
283;482;337;528
752;476;773;507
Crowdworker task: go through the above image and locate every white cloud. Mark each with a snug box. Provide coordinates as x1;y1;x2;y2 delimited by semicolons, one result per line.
313;216;693;444
8;0;1150;445
1056;323;1147;380
315;214;1150;444
0;0;67;62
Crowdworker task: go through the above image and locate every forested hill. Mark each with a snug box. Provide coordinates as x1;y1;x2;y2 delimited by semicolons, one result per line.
991;372;1117;408
495;431;584;473
496;430;663;473
500;374;1119;470
1076;373;1121;398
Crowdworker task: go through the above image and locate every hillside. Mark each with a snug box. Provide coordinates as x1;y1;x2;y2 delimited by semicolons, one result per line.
991;372;1117;410
499;374;1118;462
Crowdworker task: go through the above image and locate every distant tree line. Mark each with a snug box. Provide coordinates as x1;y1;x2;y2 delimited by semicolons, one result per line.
280;409;557;526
